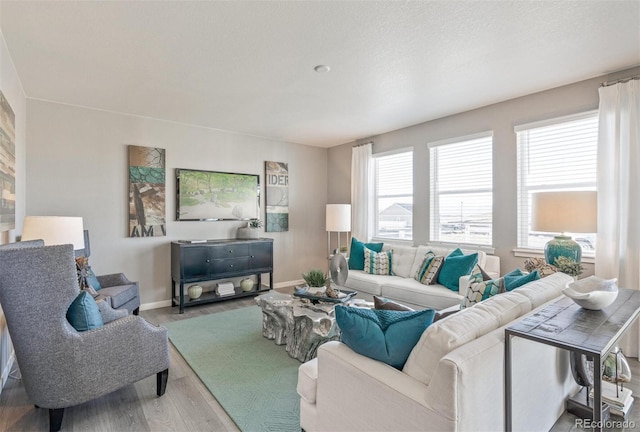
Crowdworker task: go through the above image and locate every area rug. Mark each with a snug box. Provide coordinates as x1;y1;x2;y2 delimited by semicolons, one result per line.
164;306;301;432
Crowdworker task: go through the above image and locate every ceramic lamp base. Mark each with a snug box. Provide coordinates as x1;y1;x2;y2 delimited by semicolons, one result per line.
545;235;581;266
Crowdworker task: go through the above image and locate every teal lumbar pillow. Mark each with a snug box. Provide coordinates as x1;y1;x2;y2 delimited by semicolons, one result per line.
348;237;384;271
67;290;104;332
505;269;540;291
437;248;479;291
335;306;435;369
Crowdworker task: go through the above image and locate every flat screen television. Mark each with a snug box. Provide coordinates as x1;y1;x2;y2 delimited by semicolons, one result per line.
176;168;260;221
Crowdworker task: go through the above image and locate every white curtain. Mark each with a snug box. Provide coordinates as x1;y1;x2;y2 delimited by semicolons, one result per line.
596;79;640;356
351;143;374;242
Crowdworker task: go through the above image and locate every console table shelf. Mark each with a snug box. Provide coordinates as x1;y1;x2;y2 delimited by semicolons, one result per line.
171;239;274;313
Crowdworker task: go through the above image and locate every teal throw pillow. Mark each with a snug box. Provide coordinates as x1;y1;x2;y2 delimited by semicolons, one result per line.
363;247;393;275
335;306;435;369
348;237;384;271
505;269;540;291
437;249;479;291
85;267;102;291
67;290;104;332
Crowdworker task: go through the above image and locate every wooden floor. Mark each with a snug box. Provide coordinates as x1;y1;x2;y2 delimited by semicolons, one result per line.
1;290;640;431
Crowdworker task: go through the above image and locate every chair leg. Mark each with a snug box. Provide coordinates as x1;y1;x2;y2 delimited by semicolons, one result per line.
157;369;169;396
49;408;64;432
133;307;140;315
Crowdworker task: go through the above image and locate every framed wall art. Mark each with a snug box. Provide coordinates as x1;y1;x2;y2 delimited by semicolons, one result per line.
128;145;166;237
265;161;288;232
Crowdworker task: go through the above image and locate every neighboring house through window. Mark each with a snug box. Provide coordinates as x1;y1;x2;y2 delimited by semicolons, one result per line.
429;132;493;246
516;111;598;255
373;149;413;240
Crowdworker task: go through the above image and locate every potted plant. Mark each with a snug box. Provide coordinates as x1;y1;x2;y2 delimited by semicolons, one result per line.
302;269;328;294
237;218;263;239
553;256;584;279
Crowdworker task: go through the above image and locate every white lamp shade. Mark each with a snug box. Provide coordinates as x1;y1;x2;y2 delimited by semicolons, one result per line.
326;204;351;232
22;216;85;250
531;191;597;234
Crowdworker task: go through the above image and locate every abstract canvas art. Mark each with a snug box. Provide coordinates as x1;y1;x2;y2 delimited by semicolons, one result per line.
0;91;15;232
265;161;289;232
128;145;166;237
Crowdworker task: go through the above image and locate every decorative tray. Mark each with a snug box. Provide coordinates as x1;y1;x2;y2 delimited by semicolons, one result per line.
293;287;358;304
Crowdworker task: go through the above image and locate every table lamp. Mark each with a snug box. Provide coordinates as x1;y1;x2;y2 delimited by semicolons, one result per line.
326;204;351;259
21;216;85;250
531;191;596;265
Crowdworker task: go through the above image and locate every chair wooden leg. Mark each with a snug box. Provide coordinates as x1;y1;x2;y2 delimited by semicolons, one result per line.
49;408;64;432
133;307;140;315
157;368;169;396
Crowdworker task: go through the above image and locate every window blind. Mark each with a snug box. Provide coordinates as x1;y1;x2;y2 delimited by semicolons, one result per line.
516;111;598;251
374;150;413;240
429;133;493;246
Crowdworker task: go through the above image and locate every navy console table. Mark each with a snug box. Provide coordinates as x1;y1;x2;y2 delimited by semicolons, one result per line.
171;238;273;313
504;288;640;431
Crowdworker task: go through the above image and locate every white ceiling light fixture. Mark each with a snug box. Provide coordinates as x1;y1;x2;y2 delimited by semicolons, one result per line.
314;65;331;73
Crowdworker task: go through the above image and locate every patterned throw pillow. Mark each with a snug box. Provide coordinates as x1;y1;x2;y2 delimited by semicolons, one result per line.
420;256;445;285
461;277;506;309
414;252;435;281
364;247;393;275
524;257;558;278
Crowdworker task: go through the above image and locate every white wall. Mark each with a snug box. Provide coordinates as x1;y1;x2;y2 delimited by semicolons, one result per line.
25;99;328;306
0;29;27;393
327;66;640;275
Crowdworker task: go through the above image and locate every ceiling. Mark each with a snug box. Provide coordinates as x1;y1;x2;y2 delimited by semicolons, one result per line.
1;1;639;148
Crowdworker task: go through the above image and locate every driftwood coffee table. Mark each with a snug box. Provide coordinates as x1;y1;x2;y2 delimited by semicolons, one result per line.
255;291;340;362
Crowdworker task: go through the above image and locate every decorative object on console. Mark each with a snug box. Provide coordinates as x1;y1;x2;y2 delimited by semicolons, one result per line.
187;284;203;299
265;161;289;232
22;216;85;250
524;257;558;277
329;253;349;287
553;256;584;278
326;204;351;261
531;191;597;265
128;145;166;237
562;276;618;310
240;278;254;292
237;218;263;239
603;347;632;389
0;90;15;233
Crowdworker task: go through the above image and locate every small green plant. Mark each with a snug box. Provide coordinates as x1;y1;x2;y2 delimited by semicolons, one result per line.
249;218;263;228
553;256;584;277
302;269;328;287
339;245;348;253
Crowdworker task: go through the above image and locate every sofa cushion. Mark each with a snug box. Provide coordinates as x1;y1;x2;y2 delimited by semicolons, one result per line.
513;272;572;308
345;271;404;296
382;244;416;278
364;247;393;275
348;237;384;271
403;290;533;385
100;283;139;309
381;278;463;310
66;290;104;332
297;358;318;404
335;306;435;369
437;249;479;291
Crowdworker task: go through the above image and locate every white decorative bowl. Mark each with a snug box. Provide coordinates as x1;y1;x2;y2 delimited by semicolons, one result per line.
562;276;618;310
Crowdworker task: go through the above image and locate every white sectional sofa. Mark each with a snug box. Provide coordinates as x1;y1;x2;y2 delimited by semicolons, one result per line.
345;243;501;310
297;272;578;432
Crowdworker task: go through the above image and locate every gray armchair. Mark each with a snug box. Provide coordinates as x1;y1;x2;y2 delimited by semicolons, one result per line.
0;244;169;432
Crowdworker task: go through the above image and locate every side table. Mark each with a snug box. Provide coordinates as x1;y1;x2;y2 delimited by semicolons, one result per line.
504;288;640;431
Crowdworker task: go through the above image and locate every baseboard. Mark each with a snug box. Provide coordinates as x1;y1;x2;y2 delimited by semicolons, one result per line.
273;279;304;289
0;351;15;396
140;299;172;311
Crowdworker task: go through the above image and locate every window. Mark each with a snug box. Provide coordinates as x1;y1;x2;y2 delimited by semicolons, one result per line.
373;149;413;240
429;132;493;246
516;111;598;253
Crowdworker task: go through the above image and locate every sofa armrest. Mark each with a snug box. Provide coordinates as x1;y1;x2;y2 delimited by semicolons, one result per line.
97;273;134;288
310;342;452;431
